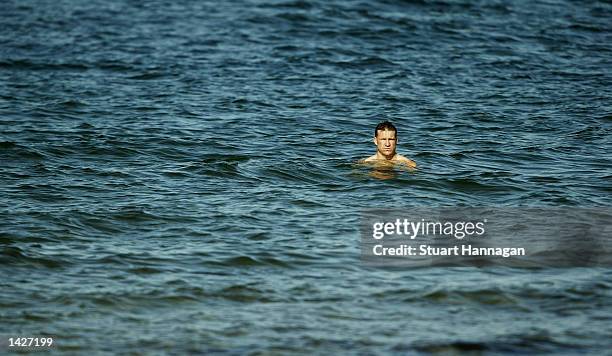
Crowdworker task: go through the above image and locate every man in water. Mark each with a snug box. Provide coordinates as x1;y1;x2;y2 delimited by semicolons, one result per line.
362;120;417;168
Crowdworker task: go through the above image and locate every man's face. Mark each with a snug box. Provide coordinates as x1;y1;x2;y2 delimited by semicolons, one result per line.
374;129;397;158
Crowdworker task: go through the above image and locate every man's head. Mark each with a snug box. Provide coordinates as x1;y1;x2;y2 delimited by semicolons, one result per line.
373;120;397;159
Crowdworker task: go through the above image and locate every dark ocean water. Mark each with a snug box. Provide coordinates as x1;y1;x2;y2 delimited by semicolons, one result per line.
1;0;611;353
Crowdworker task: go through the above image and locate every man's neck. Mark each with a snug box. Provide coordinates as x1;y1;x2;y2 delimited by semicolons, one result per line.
376;151;396;160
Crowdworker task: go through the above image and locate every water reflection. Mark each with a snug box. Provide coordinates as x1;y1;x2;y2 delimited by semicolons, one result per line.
356;161;416;180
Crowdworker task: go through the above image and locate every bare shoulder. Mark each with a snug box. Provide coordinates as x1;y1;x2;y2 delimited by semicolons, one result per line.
361;155;378;163
394;154;417;168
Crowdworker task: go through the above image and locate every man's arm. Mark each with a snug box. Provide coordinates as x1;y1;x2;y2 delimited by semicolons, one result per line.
396;155;417;168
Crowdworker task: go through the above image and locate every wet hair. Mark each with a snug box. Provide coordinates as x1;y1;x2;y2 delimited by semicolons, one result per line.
374;120;397;137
